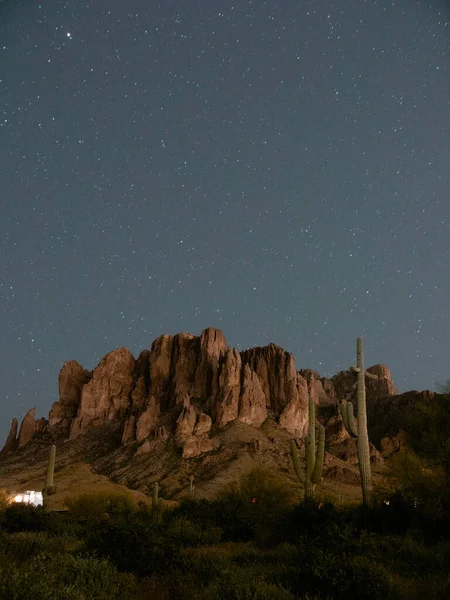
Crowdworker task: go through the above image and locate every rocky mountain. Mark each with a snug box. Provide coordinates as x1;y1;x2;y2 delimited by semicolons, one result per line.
0;327;436;502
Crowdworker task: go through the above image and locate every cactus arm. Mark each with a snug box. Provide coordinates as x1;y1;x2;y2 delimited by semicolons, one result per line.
340;402;358;437
290;440;305;483
339;402;350;433
365;371;379;380
346;402;358;437
311;425;325;484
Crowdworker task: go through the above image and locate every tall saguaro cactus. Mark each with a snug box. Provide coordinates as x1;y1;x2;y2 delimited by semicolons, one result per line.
339;337;372;505
42;445;56;509
291;396;325;497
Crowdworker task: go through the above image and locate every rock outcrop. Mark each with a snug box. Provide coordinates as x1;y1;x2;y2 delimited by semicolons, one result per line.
49;360;91;431
238;365;268;427
1;418;18;453
17;408;37;448
214;348;241;427
367;389;437;447
3;328;401;461
70;348;135;439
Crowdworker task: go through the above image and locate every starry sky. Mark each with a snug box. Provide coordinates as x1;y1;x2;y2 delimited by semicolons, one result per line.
1;0;449;444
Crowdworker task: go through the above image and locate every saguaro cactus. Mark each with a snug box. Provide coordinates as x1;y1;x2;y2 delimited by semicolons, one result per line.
152;481;162;522
42;445;56;508
339;336;372;505
291;396;325;497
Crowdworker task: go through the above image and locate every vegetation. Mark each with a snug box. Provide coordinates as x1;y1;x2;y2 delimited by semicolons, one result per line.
42;445;56;510
291;396;325;498
339;336;373;505
389;389;450;526
1;371;448;598
1;465;450;599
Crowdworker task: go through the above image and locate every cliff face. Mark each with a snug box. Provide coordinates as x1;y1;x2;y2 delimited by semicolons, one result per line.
2;327;399;459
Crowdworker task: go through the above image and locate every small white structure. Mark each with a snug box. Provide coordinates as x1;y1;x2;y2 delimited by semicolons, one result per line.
13;490;43;507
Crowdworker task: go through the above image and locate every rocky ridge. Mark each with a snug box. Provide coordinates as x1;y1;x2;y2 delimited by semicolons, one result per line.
1;327;435;500
3;328;397;458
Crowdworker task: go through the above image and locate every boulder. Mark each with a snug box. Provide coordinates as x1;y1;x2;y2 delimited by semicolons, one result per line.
182;434;214;458
193;413;212;436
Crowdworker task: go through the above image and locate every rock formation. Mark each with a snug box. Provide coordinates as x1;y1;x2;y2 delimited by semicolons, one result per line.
17;408;37;448
70;348;135;438
1;418;18;453
49;360;92;431
2;328;402;462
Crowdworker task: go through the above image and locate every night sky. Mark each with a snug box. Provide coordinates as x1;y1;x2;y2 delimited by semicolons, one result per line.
1;1;449;444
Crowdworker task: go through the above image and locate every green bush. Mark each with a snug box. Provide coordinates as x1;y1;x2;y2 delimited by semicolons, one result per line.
280;498;355;549
286;544;397;600
0;552;139;600
0;503;49;533
165;516;222;546
85;514;183;577
218;468;295;544
0;531;75;563
65;490;135;522
200;569;297;600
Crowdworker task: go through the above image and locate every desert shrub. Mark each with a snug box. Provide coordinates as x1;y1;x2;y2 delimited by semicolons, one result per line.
200;570;297;600
379;450;449;536
0;490;9;513
218;468;295;543
280;498;355;549
0;503;49;532
171;498;220;524
65;490;135;522
85;515;183;577
407;393;450;469
367;534;450;578
402;394;450;522
0;552;139;600
0;531;74;563
165;515;222;546
171;496;253;542
287;545;397;600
